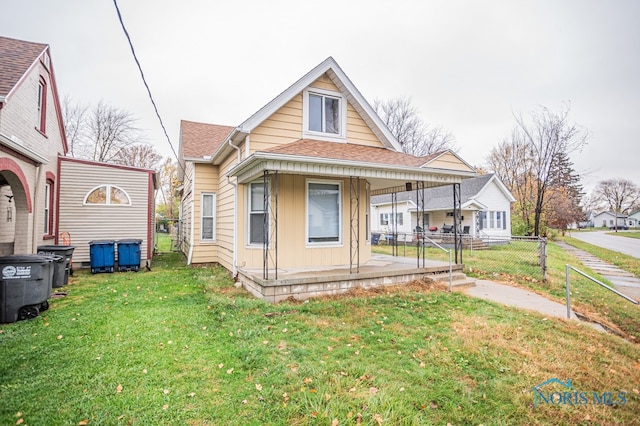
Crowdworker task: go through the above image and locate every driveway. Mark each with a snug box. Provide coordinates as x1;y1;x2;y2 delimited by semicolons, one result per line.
568;230;640;259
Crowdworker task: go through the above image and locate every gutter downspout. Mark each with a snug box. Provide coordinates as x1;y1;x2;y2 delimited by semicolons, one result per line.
228;135;243;277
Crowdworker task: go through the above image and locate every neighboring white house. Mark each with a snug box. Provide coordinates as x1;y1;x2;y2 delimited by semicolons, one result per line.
593;211;636;229
629;210;640;228
371;174;515;239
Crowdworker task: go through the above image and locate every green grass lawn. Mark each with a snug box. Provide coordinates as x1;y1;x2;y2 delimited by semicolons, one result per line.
374;241;640;341
1;253;639;424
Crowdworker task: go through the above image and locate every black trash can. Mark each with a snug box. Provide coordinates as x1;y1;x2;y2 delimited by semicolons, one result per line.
0;255;54;323
116;239;142;272
38;245;75;287
89;240;115;274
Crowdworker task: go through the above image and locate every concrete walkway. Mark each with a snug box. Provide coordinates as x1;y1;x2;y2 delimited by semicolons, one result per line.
462;280;576;320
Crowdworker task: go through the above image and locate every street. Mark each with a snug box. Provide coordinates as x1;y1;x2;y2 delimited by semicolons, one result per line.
568;230;640;259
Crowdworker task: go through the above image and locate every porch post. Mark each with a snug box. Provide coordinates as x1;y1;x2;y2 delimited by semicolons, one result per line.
262;170;278;280
453;183;462;264
349;176;360;274
391;191;398;257
416;181;425;268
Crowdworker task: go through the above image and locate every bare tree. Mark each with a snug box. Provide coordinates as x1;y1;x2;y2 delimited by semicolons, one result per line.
592;178;640;231
63;99;148;164
374;97;457;156
157;158;179;219
488;104;588;236
61;96;88;158
114;143;163;169
486;130;537;234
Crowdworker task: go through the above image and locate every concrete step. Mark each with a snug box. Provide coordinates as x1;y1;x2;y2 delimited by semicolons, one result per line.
426;271;476;288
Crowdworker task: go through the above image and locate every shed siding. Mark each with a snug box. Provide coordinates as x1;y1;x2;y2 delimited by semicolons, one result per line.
58;160;153;267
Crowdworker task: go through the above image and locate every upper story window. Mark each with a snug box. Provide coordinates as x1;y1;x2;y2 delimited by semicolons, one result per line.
37;77;47;134
84;185;131;205
303;88;346;141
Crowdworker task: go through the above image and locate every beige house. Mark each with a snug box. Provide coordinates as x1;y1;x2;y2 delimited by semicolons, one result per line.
178;57;477;301
0;36;67;255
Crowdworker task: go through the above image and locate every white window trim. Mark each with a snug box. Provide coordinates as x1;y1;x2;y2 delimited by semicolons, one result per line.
200;192;216;242
83;184;132;206
247;180;270;248
306;179;343;247
44;182;51;234
302;87;347;142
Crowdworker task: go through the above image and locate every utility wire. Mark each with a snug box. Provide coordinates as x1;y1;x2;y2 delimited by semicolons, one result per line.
112;0;182;172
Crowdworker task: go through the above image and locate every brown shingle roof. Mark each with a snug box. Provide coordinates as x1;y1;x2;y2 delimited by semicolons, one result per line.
180;120;234;158
264;139;440;168
0;36;47;98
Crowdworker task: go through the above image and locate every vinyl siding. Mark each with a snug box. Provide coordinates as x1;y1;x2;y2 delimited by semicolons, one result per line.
427;152;474;172
58;160;153;267
237;175;371;269
190;163;219;264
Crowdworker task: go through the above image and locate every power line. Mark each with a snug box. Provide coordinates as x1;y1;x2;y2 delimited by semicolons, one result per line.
112;0;182;169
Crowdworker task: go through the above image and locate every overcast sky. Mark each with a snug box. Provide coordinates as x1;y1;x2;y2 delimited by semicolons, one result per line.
2;0;638;193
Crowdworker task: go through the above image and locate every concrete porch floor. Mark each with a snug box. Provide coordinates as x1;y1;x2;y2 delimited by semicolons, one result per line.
237;254;471;303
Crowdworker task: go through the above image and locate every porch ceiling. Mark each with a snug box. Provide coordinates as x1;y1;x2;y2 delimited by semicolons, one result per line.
227;151;477;193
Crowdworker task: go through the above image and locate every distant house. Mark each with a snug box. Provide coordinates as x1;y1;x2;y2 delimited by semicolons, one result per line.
629;210;640;228
178;57;478;301
371;173;516;238
593;211;632;229
57;157;158;269
0;36;67;255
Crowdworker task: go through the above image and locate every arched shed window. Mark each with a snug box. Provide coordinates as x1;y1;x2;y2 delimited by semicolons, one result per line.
83;185;131;205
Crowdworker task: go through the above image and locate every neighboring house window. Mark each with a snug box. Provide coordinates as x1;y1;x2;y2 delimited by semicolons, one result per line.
307;181;341;244
44;180;53;235
479;211;507;230
84;185;132;205
37;77;47;133
303;88;346;139
380;213;403;227
201;193;215;241
249;181;268;245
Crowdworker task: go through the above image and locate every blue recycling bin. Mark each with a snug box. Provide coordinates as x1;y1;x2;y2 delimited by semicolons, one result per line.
89;240;115;274
0;255;54;323
117;239;142;272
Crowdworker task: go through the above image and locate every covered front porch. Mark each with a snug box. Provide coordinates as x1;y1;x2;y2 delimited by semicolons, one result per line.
228;142;477;302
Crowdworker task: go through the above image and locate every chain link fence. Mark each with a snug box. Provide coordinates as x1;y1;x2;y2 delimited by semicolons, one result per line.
373;232;548;282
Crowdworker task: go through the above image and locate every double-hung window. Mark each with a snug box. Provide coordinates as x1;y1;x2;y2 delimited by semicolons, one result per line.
201;193;215;241
44;181;52;235
303;88;346;140
37;77;47;134
307;181;341;244
249;182;268;245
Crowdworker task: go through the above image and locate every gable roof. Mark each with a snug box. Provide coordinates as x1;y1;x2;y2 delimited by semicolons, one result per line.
180;120;234;160
233;56;402;151
371;173;514;209
0;36;48;100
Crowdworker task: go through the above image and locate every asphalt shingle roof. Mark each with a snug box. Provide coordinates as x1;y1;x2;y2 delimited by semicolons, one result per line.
372;173;494;208
180;120;234;158
264;139;442;168
0;36;47;98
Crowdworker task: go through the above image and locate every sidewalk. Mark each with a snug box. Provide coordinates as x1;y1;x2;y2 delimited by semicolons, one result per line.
462;280;576;319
